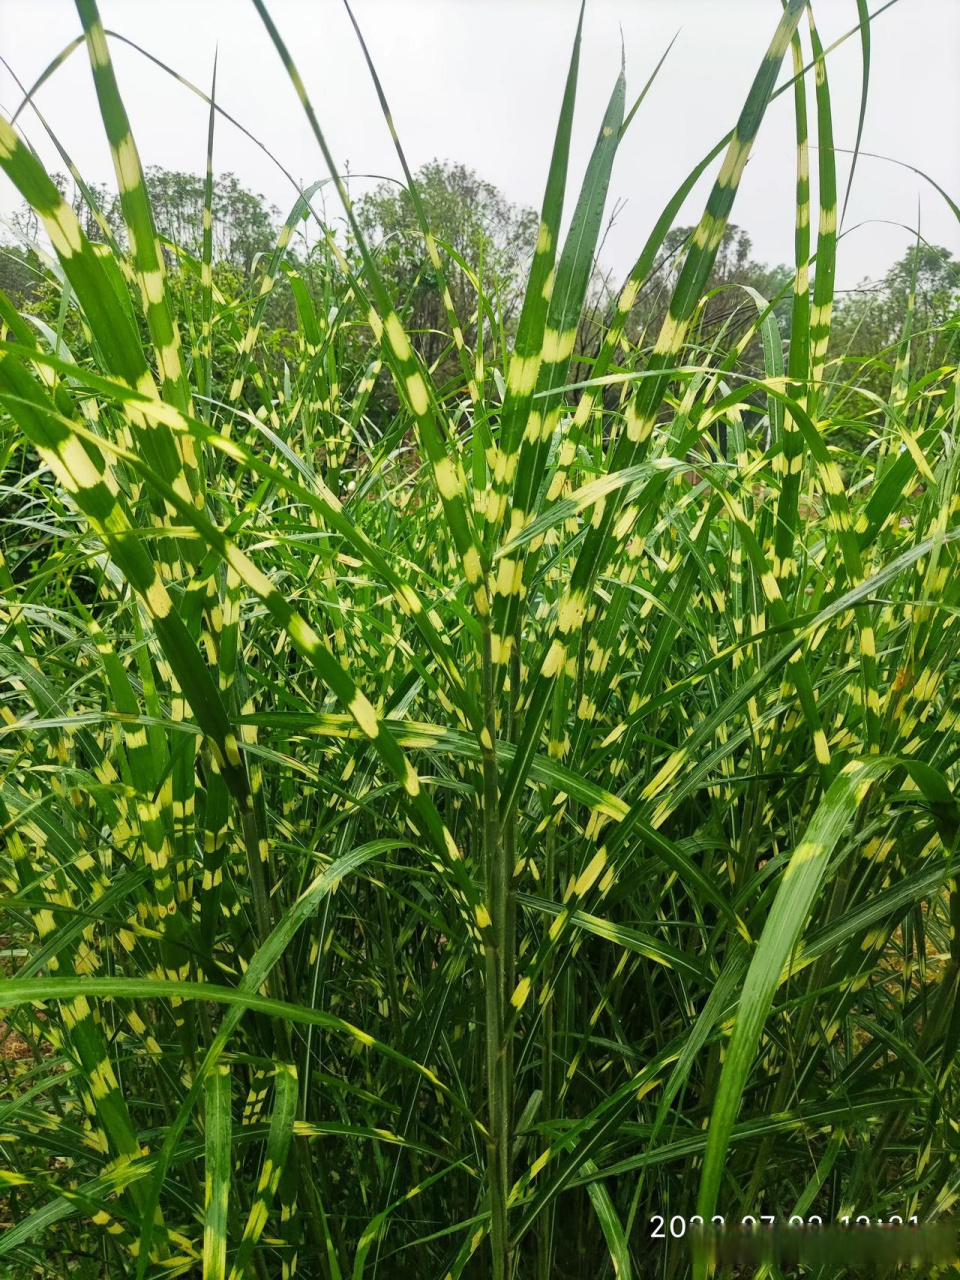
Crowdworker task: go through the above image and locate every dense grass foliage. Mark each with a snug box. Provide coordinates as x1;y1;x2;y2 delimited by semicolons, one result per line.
0;2;959;1277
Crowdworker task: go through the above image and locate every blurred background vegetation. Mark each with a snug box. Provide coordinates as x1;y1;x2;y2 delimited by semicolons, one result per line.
5;159;956;444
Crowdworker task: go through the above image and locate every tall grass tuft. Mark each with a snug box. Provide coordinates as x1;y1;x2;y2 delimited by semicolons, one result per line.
0;2;958;1277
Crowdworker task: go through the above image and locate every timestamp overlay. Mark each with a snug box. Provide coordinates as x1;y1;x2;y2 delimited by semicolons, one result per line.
648;1212;958;1268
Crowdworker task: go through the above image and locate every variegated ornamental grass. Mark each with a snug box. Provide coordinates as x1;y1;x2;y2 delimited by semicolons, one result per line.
0;1;958;1277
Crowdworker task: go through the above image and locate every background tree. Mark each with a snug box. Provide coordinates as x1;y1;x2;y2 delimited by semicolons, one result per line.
356;159;538;371
621;222;792;347
2;168;281;299
831;242;960;392
135;167;280;273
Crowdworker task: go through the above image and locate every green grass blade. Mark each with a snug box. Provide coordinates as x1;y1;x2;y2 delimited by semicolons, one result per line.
203;1065;232;1280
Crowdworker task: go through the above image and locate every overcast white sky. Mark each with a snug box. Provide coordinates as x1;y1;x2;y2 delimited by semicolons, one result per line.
1;0;958;291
